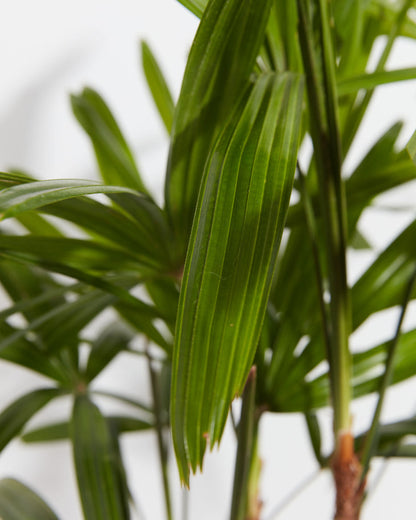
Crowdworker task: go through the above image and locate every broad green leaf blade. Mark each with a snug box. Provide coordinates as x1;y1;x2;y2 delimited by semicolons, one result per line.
0;177;138;220
0;388;63;453
175;0;206;17
23;415;153;443
338;67;416;95
171;72;303;483
71;88;148;194
71;395;130;520
166;0;274;254
141;41;175;133
0;478;59;520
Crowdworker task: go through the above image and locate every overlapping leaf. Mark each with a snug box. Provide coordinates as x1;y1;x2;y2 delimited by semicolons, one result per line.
0;388;64;453
175;0;206;17
0;479;59;520
171;72;303;483
71;88;148;194
23;415;153;444
165;0;274;253
141;41;175;133
71;395;131;520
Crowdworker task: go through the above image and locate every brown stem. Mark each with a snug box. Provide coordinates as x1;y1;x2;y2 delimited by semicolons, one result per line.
331;431;365;520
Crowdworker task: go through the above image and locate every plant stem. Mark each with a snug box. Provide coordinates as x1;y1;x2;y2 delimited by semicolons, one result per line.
297;0;351;437
297;162;332;375
145;343;173;520
360;265;416;478
230;367;259;520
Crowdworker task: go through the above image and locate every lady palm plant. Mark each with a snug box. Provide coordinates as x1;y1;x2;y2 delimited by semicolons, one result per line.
0;0;416;519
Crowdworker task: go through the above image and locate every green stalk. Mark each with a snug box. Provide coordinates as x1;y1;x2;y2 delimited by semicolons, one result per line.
342;0;413;154
297;162;332;376
297;0;351;436
230;367;259;520
360;265;416;477
145;344;173;520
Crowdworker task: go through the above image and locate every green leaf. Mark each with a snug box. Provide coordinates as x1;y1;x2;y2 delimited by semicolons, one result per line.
141;41;175;133
356;415;416;455
0;289;115;356
16;211;64;237
0;177;138;220
85;323;134;382
0;321;69;381
0;478;59;520
23;415;153;443
166;0;274;254
171;72;303;483
0;173;173;269
338;67;416;96
71;88;148;194
407;127;416;166
71;395;131;520
352;221;416;330
115;300;172;352
0;388;63;453
175;0;206;17
0;235;147;273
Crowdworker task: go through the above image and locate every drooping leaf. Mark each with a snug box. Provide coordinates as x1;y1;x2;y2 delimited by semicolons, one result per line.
0;289;115;356
71;395;131;520
141;41;175;133
71;88;148;194
338;67;416;95
23;415;153;444
352;221;416;330
115;300;172;352
85;323;134;382
0;478;59;520
0;321;69;382
0;235;148;273
166;0;274;254
171;72;303;482
0;388;63;453
0;173;174;270
0;177;138;220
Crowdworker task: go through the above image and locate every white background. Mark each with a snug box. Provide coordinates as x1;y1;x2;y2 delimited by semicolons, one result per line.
0;1;416;519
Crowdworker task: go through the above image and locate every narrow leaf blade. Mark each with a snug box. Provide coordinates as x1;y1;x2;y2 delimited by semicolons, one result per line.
71;395;130;520
166;0;274;253
141;41;175;133
0;478;59;520
171;72;304;482
0;388;63;453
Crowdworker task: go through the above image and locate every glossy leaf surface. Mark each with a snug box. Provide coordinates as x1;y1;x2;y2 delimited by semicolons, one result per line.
172;72;303;482
166;0;274;253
